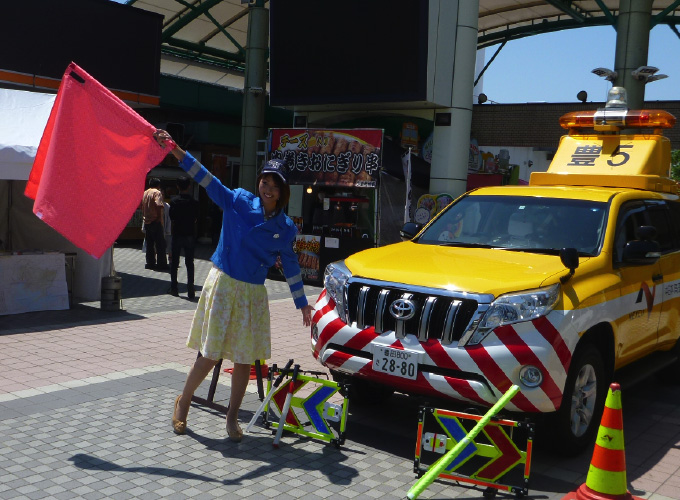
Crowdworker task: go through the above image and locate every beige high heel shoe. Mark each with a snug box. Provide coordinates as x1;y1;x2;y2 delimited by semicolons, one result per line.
226;420;242;442
172;395;187;435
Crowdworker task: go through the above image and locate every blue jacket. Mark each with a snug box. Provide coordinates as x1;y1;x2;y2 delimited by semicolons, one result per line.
179;152;307;309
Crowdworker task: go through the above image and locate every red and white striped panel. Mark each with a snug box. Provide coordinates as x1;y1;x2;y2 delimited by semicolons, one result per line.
311;291;578;413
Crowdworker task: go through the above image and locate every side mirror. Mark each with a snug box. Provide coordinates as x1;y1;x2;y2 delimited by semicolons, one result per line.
560;248;579;271
400;222;423;241
559;248;579;284
623;240;660;264
622;225;661;265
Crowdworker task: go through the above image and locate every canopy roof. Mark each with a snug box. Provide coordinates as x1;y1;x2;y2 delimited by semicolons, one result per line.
477;0;680;49
126;0;680;86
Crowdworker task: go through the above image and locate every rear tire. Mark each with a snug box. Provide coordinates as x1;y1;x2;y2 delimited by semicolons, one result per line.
549;343;607;456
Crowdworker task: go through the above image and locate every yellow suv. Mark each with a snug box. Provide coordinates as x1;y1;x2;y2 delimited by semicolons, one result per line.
311;87;680;455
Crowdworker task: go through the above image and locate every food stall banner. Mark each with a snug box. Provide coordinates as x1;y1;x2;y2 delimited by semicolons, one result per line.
269;129;383;188
294;234;321;282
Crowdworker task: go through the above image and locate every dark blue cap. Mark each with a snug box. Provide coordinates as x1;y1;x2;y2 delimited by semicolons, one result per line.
261;159;289;183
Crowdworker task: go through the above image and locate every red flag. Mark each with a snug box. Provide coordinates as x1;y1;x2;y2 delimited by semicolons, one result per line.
25;62;170;258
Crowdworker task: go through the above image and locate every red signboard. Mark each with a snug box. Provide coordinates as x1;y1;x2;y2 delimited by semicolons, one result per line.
269;128;383;188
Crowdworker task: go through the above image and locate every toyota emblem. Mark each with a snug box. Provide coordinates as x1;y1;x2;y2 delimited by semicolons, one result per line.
390;298;415;321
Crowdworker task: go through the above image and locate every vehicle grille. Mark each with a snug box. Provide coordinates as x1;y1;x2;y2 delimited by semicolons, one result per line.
345;280;484;345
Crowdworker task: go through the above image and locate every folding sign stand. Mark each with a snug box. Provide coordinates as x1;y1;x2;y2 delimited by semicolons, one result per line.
414;407;534;498
261;367;349;448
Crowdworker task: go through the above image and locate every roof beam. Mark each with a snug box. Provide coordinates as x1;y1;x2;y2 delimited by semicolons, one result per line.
475;40;506;87
592;0;617;26
478;17;608;49
651;0;680;27
171;0;246;55
200;8;248;44
162;0;200;29
670;23;680;39
166;36;246;63
162;0;225;41
542;0;586;22
479;1;545;20
202;10;245;56
162;46;245;71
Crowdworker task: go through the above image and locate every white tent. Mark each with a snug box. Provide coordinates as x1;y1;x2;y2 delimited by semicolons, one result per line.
0;88;112;301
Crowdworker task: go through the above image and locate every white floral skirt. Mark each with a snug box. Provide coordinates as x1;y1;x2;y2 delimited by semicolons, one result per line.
186;266;270;364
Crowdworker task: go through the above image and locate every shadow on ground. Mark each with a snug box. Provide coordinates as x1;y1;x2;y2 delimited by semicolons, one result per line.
0;304;146;333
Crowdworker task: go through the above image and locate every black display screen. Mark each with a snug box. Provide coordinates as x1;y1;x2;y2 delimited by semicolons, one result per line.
270;0;429;106
0;0;162;96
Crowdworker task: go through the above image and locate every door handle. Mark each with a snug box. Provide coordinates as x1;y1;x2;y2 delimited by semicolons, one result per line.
652;274;663;282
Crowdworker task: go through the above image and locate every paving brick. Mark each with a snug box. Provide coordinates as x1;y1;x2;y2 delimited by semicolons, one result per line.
81;492;108;500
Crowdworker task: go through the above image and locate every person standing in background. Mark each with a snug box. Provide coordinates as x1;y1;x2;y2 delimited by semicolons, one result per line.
142;177;168;270
168;175;199;299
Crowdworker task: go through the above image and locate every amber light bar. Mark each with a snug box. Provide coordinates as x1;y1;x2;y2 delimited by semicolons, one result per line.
559;109;676;129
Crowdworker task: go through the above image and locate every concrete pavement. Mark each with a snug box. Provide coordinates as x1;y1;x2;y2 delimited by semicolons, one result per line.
1;242;679;500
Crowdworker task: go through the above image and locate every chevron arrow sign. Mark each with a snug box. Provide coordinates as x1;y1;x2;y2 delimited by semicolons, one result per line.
414;407;534;496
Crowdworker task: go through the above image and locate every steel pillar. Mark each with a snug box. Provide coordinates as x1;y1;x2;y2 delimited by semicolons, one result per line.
239;0;268;193
614;0;653;109
429;0;479;198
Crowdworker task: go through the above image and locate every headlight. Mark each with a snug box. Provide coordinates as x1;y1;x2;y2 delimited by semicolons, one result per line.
468;284;560;345
324;261;351;323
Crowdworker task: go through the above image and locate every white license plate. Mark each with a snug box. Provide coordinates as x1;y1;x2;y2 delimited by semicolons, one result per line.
372;346;418;380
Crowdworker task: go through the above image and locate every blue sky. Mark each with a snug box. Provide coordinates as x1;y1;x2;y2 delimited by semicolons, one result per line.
479;24;677;104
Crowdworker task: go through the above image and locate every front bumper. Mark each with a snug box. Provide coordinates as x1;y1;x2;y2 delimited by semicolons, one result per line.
312;290;573;413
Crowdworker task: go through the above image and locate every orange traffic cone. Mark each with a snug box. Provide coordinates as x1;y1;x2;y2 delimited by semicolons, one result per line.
563;383;642;500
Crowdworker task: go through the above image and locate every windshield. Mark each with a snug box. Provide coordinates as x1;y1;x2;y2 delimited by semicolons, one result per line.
417;195;607;256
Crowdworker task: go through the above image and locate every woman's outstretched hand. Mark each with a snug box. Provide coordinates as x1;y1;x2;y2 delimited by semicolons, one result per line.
154;129;186;161
153;129;173;148
301;305;314;327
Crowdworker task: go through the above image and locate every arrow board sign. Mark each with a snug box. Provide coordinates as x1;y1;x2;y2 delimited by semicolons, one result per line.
414;407;534;496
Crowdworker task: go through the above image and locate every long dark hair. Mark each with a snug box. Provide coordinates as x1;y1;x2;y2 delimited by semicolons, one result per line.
256;172;290;211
